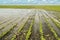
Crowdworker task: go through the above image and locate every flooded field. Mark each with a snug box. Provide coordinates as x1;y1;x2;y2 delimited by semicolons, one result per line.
0;9;60;40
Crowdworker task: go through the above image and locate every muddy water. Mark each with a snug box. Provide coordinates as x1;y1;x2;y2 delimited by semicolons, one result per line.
0;9;34;18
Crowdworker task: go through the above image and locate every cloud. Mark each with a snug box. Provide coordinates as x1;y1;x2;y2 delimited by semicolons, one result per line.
0;0;60;4
27;0;34;2
28;0;31;2
12;0;18;2
50;1;54;3
42;0;46;1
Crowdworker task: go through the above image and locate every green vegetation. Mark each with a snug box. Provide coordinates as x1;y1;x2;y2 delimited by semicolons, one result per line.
39;20;45;40
0;5;60;11
11;17;29;40
46;13;60;29
0;18;17;30
0;9;60;40
25;19;34;40
50;17;60;29
53;13;60;19
43;15;60;40
0;24;17;38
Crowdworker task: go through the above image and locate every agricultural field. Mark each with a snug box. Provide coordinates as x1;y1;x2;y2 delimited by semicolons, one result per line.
0;9;60;40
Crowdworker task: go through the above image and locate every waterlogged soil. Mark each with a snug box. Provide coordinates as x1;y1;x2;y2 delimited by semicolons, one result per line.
41;15;56;40
29;13;40;40
44;12;60;37
0;18;22;40
15;15;35;40
0;9;60;40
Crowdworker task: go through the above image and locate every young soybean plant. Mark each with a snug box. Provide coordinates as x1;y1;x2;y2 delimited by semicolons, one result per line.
39;17;45;40
40;22;45;40
25;19;34;40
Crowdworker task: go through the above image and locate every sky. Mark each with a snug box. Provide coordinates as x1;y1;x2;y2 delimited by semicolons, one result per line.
0;0;60;5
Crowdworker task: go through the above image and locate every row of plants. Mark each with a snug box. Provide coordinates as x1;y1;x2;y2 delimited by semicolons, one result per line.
3;19;23;40
0;17;20;30
0;16;13;25
25;18;34;40
53;12;60;20
39;20;45;40
3;15;28;40
0;12;32;40
45;13;60;29
0;23;17;38
11;16;30;40
39;14;45;40
50;17;60;29
43;14;60;40
0;16;18;24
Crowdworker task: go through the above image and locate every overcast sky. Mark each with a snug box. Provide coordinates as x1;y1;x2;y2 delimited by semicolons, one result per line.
0;0;60;5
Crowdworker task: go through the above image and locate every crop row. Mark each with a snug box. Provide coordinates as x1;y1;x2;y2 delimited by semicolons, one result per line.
11;15;31;40
0;23;17;38
43;14;60;40
25;19;34;40
39;14;45;40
